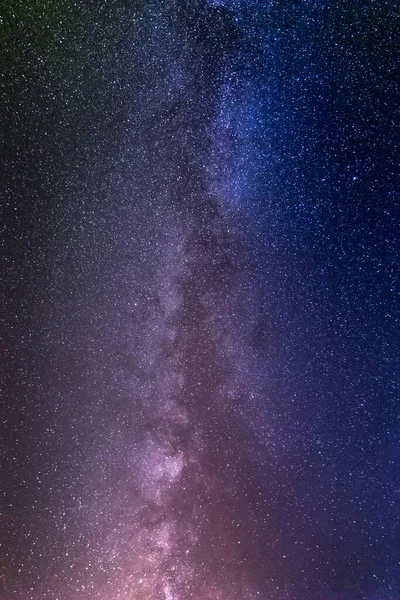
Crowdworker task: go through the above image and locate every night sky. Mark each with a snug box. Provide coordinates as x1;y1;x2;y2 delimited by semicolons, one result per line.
1;1;399;599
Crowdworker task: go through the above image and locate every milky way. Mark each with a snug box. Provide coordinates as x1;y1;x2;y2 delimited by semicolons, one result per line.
2;1;399;599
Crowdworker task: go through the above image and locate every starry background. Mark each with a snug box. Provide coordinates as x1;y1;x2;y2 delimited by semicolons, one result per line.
1;1;399;599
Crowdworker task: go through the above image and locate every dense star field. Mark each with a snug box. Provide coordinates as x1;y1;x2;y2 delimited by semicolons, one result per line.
1;1;399;599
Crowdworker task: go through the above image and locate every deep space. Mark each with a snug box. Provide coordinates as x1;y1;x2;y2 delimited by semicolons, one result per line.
1;1;399;599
